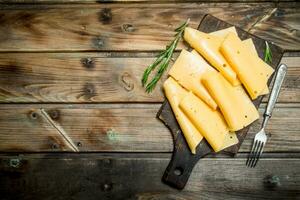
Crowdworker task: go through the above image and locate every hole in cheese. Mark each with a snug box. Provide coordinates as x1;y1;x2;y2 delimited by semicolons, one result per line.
223;64;227;67
245;115;248;118
237;50;240;54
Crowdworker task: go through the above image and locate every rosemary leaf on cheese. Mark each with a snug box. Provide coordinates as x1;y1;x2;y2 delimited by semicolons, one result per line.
141;19;189;93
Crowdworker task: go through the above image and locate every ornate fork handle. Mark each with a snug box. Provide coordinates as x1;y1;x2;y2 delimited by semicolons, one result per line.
262;64;287;129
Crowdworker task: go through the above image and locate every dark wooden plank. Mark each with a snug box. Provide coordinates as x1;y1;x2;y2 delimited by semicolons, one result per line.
0;103;299;152
0;153;299;200
0;3;283;51
249;2;300;51
0;0;284;3
0;53;298;103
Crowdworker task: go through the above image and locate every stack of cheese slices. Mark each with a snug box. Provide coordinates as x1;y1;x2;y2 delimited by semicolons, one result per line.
164;27;274;154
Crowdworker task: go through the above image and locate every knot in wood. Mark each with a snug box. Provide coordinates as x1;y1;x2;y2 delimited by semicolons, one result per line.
49;110;59;120
83;83;97;100
121;72;134;91
100;8;112;24
122;24;135;32
81;57;95;69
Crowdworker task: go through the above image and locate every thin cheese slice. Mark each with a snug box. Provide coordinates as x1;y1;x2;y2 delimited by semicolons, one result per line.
179;92;234;152
243;38;274;80
210;28;271;95
184;27;240;86
244;38;271;95
221;32;269;99
210;26;238;39
164;77;203;154
243;38;257;56
211;28;273;96
202;70;259;131
168;49;218;110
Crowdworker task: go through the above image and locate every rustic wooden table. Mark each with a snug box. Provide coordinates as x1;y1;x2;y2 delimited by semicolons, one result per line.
0;1;299;199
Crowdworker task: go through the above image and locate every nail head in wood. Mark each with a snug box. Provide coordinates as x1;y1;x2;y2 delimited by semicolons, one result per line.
9;158;20;168
122;24;135;32
91;37;104;49
30;111;37;119
102;183;113;192
52;143;58;149
81;57;95;69
264;175;281;189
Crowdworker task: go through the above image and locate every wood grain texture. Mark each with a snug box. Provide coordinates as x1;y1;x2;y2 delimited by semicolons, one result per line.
0;153;299;200
0;0;285;3
0;103;299;152
249;2;300;51
0;3;292;51
0;54;298;103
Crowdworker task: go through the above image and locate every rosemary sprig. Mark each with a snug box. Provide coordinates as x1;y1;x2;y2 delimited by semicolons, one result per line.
264;41;272;64
142;19;190;93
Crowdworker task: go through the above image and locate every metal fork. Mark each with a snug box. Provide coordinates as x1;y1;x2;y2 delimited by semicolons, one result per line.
246;63;287;168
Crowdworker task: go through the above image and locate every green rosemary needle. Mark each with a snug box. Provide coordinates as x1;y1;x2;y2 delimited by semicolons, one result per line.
264;41;272;64
142;19;190;93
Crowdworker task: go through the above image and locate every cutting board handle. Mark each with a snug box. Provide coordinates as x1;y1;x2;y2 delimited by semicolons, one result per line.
162;135;211;189
162;135;198;189
158;101;212;189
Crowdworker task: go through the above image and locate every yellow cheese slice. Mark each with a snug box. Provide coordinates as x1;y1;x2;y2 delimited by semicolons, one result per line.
163;77;203;154
221;32;269;99
202;70;259;131
179;92;237;152
210;26;238;39
210;28;273;96
243;38;257;56
164;77;238;153
168;49;218;110
184;27;240;86
242;38;274;95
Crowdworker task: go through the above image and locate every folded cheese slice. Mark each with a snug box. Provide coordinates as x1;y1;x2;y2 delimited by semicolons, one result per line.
179;92;238;152
184;27;240;86
221;32;269;99
202;70;259;131
164;77;203;154
168;49;218;110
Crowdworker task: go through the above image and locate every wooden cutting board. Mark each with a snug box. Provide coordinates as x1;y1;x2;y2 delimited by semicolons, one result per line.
157;14;284;190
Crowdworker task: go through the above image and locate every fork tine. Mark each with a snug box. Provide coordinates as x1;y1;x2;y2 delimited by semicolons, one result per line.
248;141;261;167
252;142;265;168
250;141;262;168
246;140;259;167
